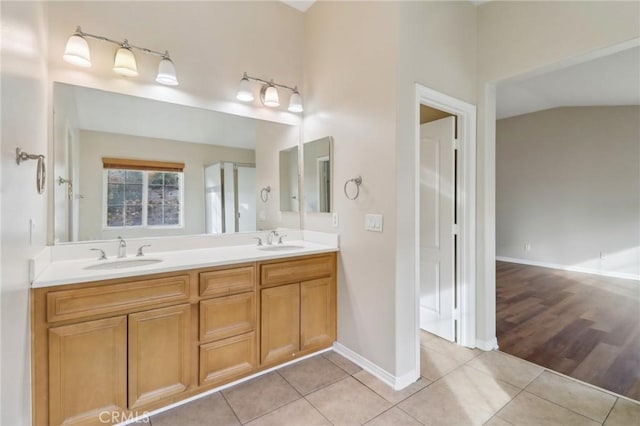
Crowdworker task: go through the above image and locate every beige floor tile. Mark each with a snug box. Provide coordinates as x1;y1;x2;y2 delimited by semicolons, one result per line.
151;392;239;426
497;392;600;426
353;370;430;404
306;376;392;426
366;407;423;426
398;365;520;426
420;333;482;364
526;371;616;422
420;330;437;347
245;398;330;426
323;350;363;375
466;351;543;389
279;354;348;395
420;347;464;381
483;416;514;426
222;372;300;423
604;398;640;426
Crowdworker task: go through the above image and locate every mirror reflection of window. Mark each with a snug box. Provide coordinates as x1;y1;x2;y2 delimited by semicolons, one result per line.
103;159;184;229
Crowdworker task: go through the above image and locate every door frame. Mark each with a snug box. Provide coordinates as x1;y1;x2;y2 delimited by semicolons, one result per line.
414;84;477;355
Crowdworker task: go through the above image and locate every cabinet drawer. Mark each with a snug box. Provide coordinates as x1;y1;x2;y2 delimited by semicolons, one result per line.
199;332;256;387
199;292;255;342
47;275;190;323
199;266;255;298
260;255;334;287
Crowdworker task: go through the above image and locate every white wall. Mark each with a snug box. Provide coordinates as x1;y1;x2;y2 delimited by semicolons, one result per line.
76;130;255;241
496;106;640;279
476;0;640;347
1;2;49;424
303;0;477;380
304;0;400;373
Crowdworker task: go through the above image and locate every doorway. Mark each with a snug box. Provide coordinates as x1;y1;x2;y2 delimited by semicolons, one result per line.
414;84;477;369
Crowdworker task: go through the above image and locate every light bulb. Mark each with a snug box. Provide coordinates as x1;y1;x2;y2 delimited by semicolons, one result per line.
237;75;254;102
63;33;91;67
113;46;138;77
156;57;178;86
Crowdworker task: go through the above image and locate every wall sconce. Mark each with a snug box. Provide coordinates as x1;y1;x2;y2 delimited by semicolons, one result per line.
63;26;179;86
236;72;303;113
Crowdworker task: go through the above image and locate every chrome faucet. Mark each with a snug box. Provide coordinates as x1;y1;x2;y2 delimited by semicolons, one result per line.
266;230;279;245
117;236;127;258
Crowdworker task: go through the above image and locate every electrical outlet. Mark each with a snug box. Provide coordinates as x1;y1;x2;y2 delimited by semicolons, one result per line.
332;212;339;227
524;242;531;252
600;251;608;259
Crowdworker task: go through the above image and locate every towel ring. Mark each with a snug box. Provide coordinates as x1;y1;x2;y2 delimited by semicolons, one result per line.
344;176;362;200
260;186;271;203
16;147;46;194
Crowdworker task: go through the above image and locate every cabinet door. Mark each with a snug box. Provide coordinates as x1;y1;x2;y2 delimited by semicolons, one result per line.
128;304;191;409
301;278;336;351
49;316;127;426
260;283;300;365
200;332;256;386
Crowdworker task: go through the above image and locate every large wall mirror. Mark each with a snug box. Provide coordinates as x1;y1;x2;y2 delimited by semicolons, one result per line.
303;136;333;213
53;82;300;243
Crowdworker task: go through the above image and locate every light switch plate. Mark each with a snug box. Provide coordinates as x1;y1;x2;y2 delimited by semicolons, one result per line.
365;214;383;232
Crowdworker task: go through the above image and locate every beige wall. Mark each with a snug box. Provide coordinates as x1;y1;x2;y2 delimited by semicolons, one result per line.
304;0;477;378
476;0;640;346
46;1;304;125
1;2;49;424
497;106;640;278
304;0;400;373
77;130;255;240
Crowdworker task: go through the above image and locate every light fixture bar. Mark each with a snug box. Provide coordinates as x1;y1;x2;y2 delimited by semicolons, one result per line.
237;72;303;112
73;26;169;59
242;73;298;93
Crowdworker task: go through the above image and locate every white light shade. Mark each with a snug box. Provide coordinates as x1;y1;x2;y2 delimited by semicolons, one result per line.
262;85;280;107
63;34;91;67
113;47;138;77
288;91;303;113
156;57;178;86
236;77;254;102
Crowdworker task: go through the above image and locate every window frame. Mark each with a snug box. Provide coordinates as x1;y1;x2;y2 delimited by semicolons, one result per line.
102;169;185;230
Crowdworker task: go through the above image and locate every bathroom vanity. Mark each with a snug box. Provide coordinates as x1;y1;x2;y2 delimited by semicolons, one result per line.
31;244;337;425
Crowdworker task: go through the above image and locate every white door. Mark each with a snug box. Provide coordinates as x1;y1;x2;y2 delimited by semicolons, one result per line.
419;116;456;342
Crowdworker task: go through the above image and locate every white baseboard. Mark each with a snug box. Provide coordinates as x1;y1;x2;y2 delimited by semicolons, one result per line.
332;342;419;391
476;337;498;351
496;256;640;281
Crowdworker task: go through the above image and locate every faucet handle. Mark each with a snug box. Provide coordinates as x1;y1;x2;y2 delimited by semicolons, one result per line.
90;248;107;260
253;237;263;247
136;245;152;257
278;234;287;244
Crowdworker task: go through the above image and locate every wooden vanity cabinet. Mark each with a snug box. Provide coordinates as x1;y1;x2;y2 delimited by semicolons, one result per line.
33;253;336;426
259;253;336;366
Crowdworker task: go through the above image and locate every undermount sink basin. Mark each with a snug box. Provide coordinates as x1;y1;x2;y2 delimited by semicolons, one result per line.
258;244;305;252
84;258;163;270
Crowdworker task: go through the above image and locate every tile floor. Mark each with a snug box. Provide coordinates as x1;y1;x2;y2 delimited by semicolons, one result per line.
151;332;640;426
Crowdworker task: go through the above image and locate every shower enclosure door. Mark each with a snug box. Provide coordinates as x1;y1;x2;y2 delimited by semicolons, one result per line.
204;162;256;234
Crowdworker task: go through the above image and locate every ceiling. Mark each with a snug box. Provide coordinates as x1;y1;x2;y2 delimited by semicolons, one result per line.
496;46;640;119
280;1;316;12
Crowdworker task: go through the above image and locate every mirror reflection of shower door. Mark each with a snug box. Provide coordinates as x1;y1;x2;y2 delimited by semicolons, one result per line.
317;156;330;213
236;165;256;232
204;162;256;234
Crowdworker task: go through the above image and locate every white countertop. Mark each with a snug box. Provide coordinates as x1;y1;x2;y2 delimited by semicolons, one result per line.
33;240;338;288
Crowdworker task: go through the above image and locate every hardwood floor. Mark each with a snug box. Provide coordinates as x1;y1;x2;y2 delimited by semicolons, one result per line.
496;261;640;401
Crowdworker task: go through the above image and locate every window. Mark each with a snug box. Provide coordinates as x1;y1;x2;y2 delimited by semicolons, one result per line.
103;158;184;229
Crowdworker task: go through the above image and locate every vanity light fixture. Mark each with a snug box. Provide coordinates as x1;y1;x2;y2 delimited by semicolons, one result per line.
63;26;179;86
236;72;303;113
